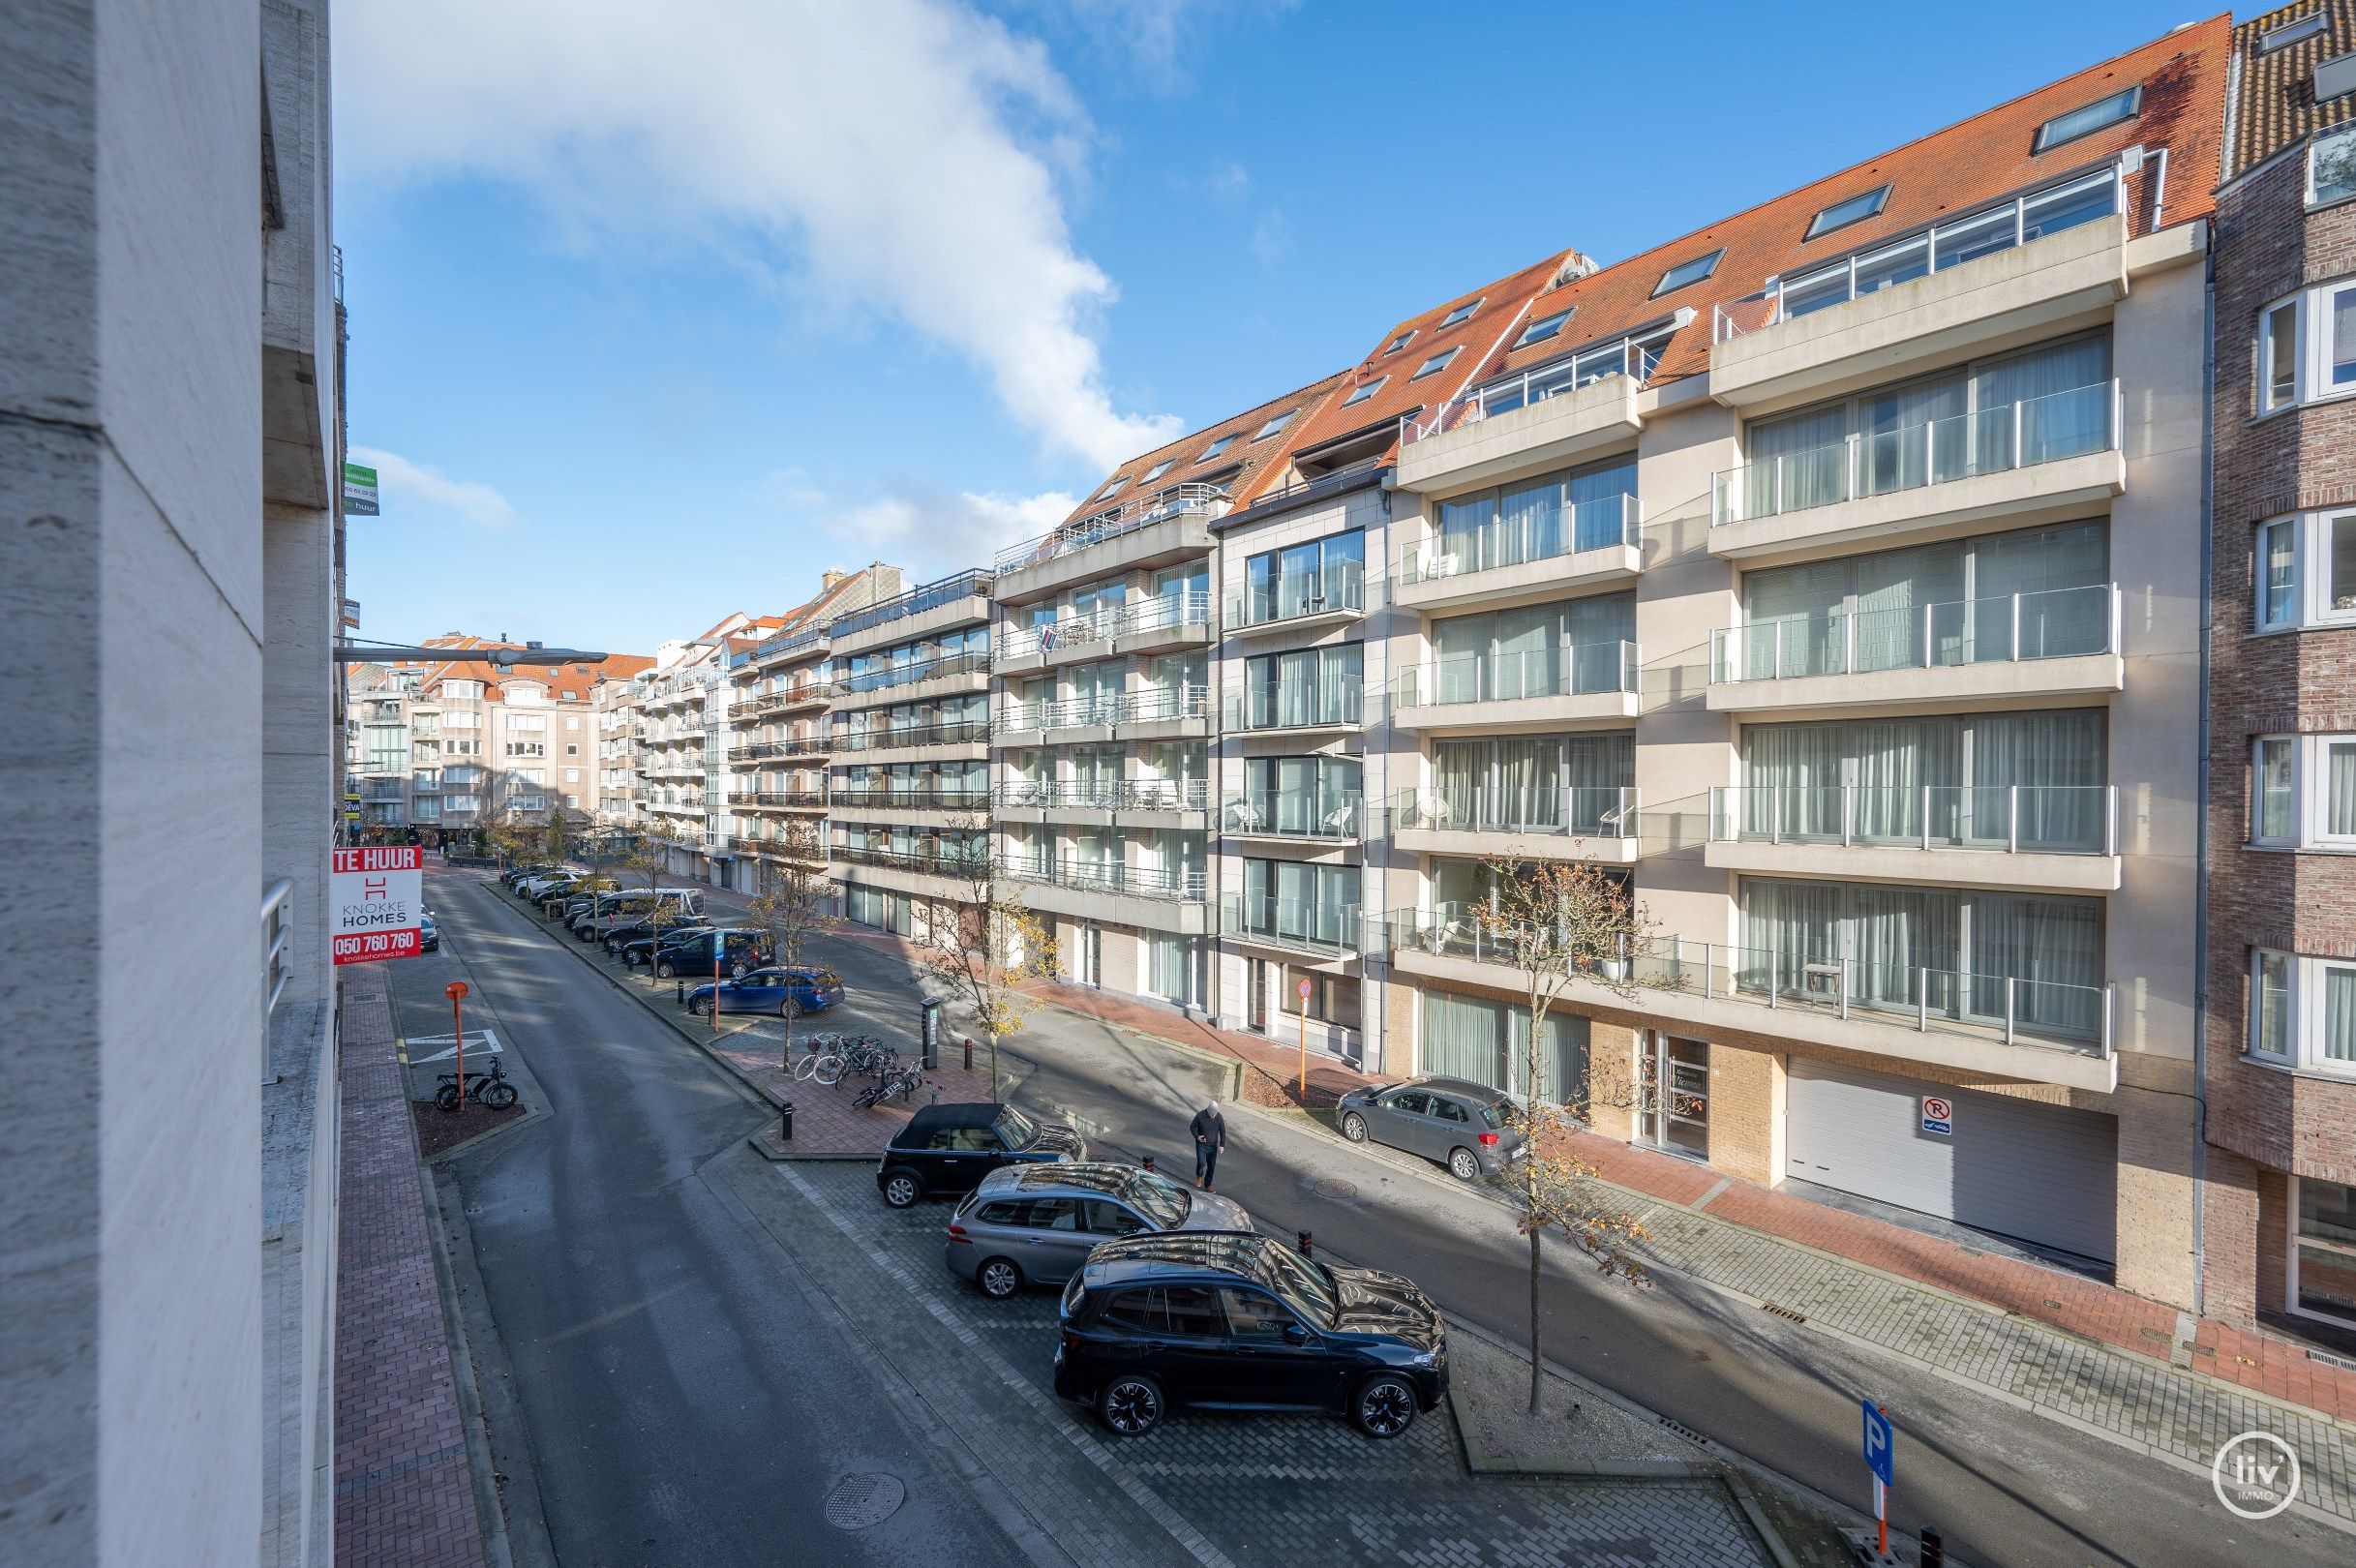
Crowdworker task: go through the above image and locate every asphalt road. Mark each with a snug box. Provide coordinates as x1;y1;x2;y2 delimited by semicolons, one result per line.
413;873;2347;1567
394;878;1038;1568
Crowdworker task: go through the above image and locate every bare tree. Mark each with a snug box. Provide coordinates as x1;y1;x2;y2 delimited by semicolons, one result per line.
913;819;1056;1100
1470;853;1661;1416
743;818;838;1070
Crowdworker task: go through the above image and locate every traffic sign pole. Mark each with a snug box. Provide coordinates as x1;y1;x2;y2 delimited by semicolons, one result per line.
1296;977;1313;1101
445;980;469;1111
1860;1399;1894;1558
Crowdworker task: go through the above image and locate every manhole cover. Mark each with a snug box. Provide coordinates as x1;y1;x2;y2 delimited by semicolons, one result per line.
824;1472;906;1530
1312;1178;1357;1200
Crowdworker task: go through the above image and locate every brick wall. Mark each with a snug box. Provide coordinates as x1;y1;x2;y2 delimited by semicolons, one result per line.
2203;138;2356;1325
1706;1040;1778;1187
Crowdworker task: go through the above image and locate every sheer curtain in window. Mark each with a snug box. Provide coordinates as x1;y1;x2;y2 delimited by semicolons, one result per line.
1861;372;1967;496
2327;967;2356;1065
1495;738;1556;830
2329;742;2356;837
1433;614;1489;705
1437;494;1496;573
1974;335;2111;469
1421;991;1510;1093
1498;475;1558;568
1568;460;1639;553
1739;879;1837;996
1742;561;1846;678
1853;716;1961;844
1495;603;1556;700
1432;739;1485;828
1745;404;1851;516
1565;591;1636;692
1974;710;2104;850
1564;732;1632;834
1972;522;2109;660
1855;541;1965;672
1969;892;2103;1039
1851;886;1957;1015
1740;721;1844;840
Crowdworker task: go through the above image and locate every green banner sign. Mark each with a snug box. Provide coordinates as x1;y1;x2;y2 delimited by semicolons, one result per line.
343;461;379;517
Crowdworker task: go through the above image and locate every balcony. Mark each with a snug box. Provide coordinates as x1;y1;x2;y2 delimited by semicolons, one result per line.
832;841;988;898
727;736;830;764
1221;895;1363;961
1386;912;2117;1091
831;718;991;761
1396;495;1642;613
834;647;993;708
740;790;828;810
1705;785;2119;891
1224;561;1366;639
1395;367;1645;496
731;681;835;719
831;569;994;655
995;590;1215;672
749;624;829;665
831;783;990;819
1223;683;1365;738
999;686;1211;744
1709;177;2129;408
1219;793;1364;846
1708;381;2124;562
1000;856;1210;934
1393;787;1639;863
1707;583;2122;714
993;777;1210;826
1393;642;1638;733
992;486;1225;604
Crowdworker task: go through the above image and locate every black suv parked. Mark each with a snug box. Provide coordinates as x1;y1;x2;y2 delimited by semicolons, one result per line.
1054;1231;1445;1440
875;1102;1084;1208
644;928;770;980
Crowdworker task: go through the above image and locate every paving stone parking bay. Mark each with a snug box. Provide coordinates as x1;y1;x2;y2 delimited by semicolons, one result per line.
1588;1179;2356;1528
709;1146;1786;1568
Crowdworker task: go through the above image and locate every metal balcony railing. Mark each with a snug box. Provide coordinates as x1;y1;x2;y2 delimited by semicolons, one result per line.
834;841;989;878
1222;895;1362;955
260;878;293;1029
1000;856;1207;902
831;568;994;641
993;777;1209;812
1223;683;1364;733
1711;166;2126;344
1226;561;1365;629
1394;785;1638;840
994;485;1229;573
1709;583;2121;683
1708;784;2117;856
1398;494;1640;586
1388;909;2114;1058
742;790;828;808
1395;641;1637;709
838;646;992;697
1401;352;1655;444
1711;381;2121;527
1002;686;1210;733
831;718;991;752
997;590;1214;660
1221;793;1363;840
831;784;990;812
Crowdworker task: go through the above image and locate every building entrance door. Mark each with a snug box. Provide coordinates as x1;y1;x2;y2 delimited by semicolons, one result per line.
1246;958;1267;1033
1642;1034;1710;1161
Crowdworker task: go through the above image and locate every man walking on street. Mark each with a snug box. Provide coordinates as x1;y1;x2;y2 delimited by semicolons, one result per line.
1191;1101;1225;1191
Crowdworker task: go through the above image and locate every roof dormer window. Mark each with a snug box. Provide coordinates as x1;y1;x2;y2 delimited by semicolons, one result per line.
2033;85;2140;153
1410;348;1460;379
1438;298;1483;328
1252;410;1296;440
1341;376;1388;407
1199;434;1236;461
1804;184;1891;241
1651;249;1724;297
1515;309;1574;348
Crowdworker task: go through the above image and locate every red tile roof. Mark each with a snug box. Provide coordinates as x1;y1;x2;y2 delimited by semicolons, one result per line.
2228;2;2355;175
1059;371;1351;528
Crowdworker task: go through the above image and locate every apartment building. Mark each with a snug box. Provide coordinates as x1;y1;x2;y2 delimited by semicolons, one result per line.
3;1;347;1559
345;643;652;838
594;669;644;829
634;613;783;877
828;568;996;936
991;380;1345;1013
1345;24;2229;1309
724;565;903;896
2203;4;2356;1342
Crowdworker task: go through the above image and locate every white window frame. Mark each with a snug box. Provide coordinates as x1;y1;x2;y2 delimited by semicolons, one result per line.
2257;732;2356;846
2288;1175;2356;1331
1409;347;1459;380
2250;950;2356;1077
1341;376;1387;407
2252;735;2298;845
2257;280;2356;411
2253;508;2356;628
1439;297;1484;328
2032;85;2141;154
2262;12;2328;53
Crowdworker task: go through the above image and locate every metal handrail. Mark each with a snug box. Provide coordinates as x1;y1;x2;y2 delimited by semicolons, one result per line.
994;485;1230;572
1223;682;1365;732
1226;561;1366;629
1394;640;1638;707
999;856;1207;901
1401;352;1652;444
830;568;993;641
831;718;991;752
1707;784;2117;856
831;784;991;811
992;777;1209;812
1709;583;2120;683
1221;895;1362;955
1393;785;1638;839
838;645;992;696
1398;494;1641;585
260;878;294;1027
1220;793;1364;840
998;589;1214;659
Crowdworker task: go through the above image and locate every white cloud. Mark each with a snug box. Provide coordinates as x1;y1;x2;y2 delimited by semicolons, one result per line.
349;446;519;529
336;0;1177;470
825;486;1076;577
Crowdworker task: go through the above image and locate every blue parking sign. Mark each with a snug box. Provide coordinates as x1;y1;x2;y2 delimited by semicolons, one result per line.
1861;1401;1894;1487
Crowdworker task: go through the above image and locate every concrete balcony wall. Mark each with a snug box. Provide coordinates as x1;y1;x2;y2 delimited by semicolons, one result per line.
1706;649;2124;716
1702;838;2121;893
1395;373;1643;496
831;590;991;657
1707;447;2125;566
1395;538;1643;615
993;512;1214;605
1015;878;1210;936
1709;215;2129;412
1393;689;1639;734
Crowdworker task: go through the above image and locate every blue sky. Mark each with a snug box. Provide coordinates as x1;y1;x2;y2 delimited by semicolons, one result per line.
337;0;2202;655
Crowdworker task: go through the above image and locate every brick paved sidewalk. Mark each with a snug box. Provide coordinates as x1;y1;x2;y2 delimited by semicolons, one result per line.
332;965;489;1568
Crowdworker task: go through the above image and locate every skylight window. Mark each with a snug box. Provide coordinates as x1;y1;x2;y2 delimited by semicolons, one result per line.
1384;331;1416;354
1199;435;1236;460
2034;85;2140;153
1515;309;1574;348
1097;476;1129;499
1438;298;1484;328
2259;12;2326;53
1252;409;1296;440
1650;249;1724;297
1341;376;1388;407
1141;460;1174;482
1804;185;1891;241
1410;347;1460;379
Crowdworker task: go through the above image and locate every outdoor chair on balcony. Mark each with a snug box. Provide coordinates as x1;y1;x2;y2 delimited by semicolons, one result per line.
1320;803;1356;836
1420;918;1463;956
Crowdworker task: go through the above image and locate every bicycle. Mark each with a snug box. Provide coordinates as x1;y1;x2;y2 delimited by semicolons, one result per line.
792;1033;868;1085
853;1065;926;1110
436;1057;519;1112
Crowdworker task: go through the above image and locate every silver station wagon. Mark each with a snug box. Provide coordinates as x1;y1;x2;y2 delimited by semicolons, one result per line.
946;1162;1253;1299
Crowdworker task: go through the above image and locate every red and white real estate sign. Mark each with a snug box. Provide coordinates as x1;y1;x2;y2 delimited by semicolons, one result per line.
331;845;424;964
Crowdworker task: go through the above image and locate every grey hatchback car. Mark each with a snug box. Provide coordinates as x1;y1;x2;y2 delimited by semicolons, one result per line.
946;1162;1253;1299
1335;1077;1525;1181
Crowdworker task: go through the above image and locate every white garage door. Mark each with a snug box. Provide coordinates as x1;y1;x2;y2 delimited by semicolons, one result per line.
1785;1059;2116;1264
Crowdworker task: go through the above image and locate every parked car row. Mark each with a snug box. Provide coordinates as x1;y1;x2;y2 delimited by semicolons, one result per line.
874;1101;1448;1443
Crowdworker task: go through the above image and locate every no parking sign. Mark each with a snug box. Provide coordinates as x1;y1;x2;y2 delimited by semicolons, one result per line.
1919;1095;1954;1137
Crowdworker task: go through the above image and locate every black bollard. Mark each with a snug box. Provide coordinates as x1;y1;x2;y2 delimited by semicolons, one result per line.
1919;1528;1943;1568
961;1035;974;1071
1140;1154;1156;1174
778;1100;795;1142
676;978;684;1003
1296;1230;1314;1257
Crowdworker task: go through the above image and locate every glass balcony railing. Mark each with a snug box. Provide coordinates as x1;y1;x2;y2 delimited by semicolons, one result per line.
838;646;991;697
831;783;990;811
1398;495;1640;585
993;778;1209;812
1394;786;1637;839
1709;785;2116;856
1221;793;1364;840
1223;683;1365;732
831;568;993;642
1227;561;1366;629
831;718;990;752
994;485;1229;573
1386;912;2114;1056
1402;350;1657;444
1002;687;1209;732
998;590;1214;660
834;841;989;877
999;856;1206;902
1712;381;2119;527
1709;583;2119;683
1395;641;1636;709
1711;166;2125;343
1223;895;1362;955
